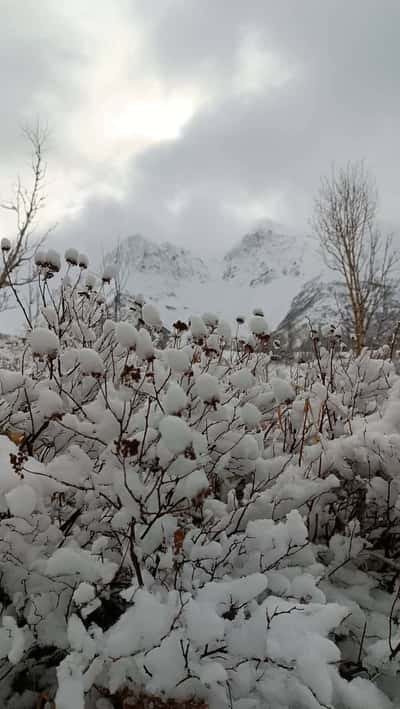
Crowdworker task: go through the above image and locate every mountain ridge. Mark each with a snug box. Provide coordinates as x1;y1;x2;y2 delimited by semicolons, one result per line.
106;225;328;335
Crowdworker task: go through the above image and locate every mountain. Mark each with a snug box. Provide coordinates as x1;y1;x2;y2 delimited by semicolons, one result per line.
114;234;209;284
104;224;400;345
106;226;325;333
276;276;339;339
278;273;400;348
2;226;396;343
222;227;316;286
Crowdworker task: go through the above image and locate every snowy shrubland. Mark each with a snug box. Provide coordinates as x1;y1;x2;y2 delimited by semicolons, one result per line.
0;251;400;708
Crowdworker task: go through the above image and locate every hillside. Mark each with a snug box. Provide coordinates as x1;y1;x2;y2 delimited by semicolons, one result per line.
105;225;326;333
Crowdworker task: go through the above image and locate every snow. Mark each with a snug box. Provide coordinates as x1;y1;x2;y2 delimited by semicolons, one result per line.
85;273;97;290
136;328;154;360
115;321;138;349
270;376;295;403
5;484;37;517
38;388;64;418
46;547;117;583
217;318;232;341
2;244;400;707
30;327;59;356
78;253;89;269
190;540;222;561
0;438;45;499
55;666;85;709
142;303;162;328
333;675;393;709
164;381;188;414
79;348;104;375
72;582;96;606
0;617;26;664
41;305;58;326
240;402;262;428
164;347;191;372
0;369;24;394
65;247;79;266
102;319;115;336
202;311;219;328
182;468;209;499
195;372;221;403
159;414;192;453
35;248;47;266
185;599;225;646
249;314;269;335
1;225;327;337
44;248;61;272
106;589;172;657
230;368;255;390
102;227;322;334
190;315;208;339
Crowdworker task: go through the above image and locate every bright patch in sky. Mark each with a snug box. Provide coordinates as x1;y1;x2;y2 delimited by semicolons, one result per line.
112;94;195;142
228;195;287;227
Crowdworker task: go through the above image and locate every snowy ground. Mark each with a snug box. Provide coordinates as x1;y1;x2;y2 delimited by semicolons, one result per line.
123;271;305;332
0;272;303;338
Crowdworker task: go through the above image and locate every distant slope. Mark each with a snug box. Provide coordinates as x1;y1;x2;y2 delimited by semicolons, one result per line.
115;234;210;283
106;226;324;331
2;224;397;341
222;227;318;286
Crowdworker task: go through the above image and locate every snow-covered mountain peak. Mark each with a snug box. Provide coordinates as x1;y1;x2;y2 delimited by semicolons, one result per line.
222;226;320;287
104;226;326;332
114;234;209;284
239;228;275;250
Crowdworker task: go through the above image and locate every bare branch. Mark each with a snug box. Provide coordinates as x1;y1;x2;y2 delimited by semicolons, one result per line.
0;124;49;316
312;161;398;353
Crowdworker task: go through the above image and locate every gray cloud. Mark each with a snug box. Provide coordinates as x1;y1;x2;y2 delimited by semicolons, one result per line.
127;0;400;230
2;0;400;261
0;2;86;162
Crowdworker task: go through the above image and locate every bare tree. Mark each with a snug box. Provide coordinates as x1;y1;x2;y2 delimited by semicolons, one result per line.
0;124;48;315
101;237;131;320
312;161;398;353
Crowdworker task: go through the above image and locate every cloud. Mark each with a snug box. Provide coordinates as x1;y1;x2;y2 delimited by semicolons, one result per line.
2;0;400;261
0;2;85;157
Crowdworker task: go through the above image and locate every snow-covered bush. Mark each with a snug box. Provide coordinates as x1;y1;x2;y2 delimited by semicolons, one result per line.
0;252;399;707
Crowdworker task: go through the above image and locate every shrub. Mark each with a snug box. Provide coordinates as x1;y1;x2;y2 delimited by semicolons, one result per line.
0;252;399;708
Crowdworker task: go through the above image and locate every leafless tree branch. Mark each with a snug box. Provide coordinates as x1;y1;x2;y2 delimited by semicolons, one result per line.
312;161;398;353
0;123;49;314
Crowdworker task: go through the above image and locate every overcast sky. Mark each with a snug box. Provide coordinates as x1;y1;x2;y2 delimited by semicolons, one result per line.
1;0;400;258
